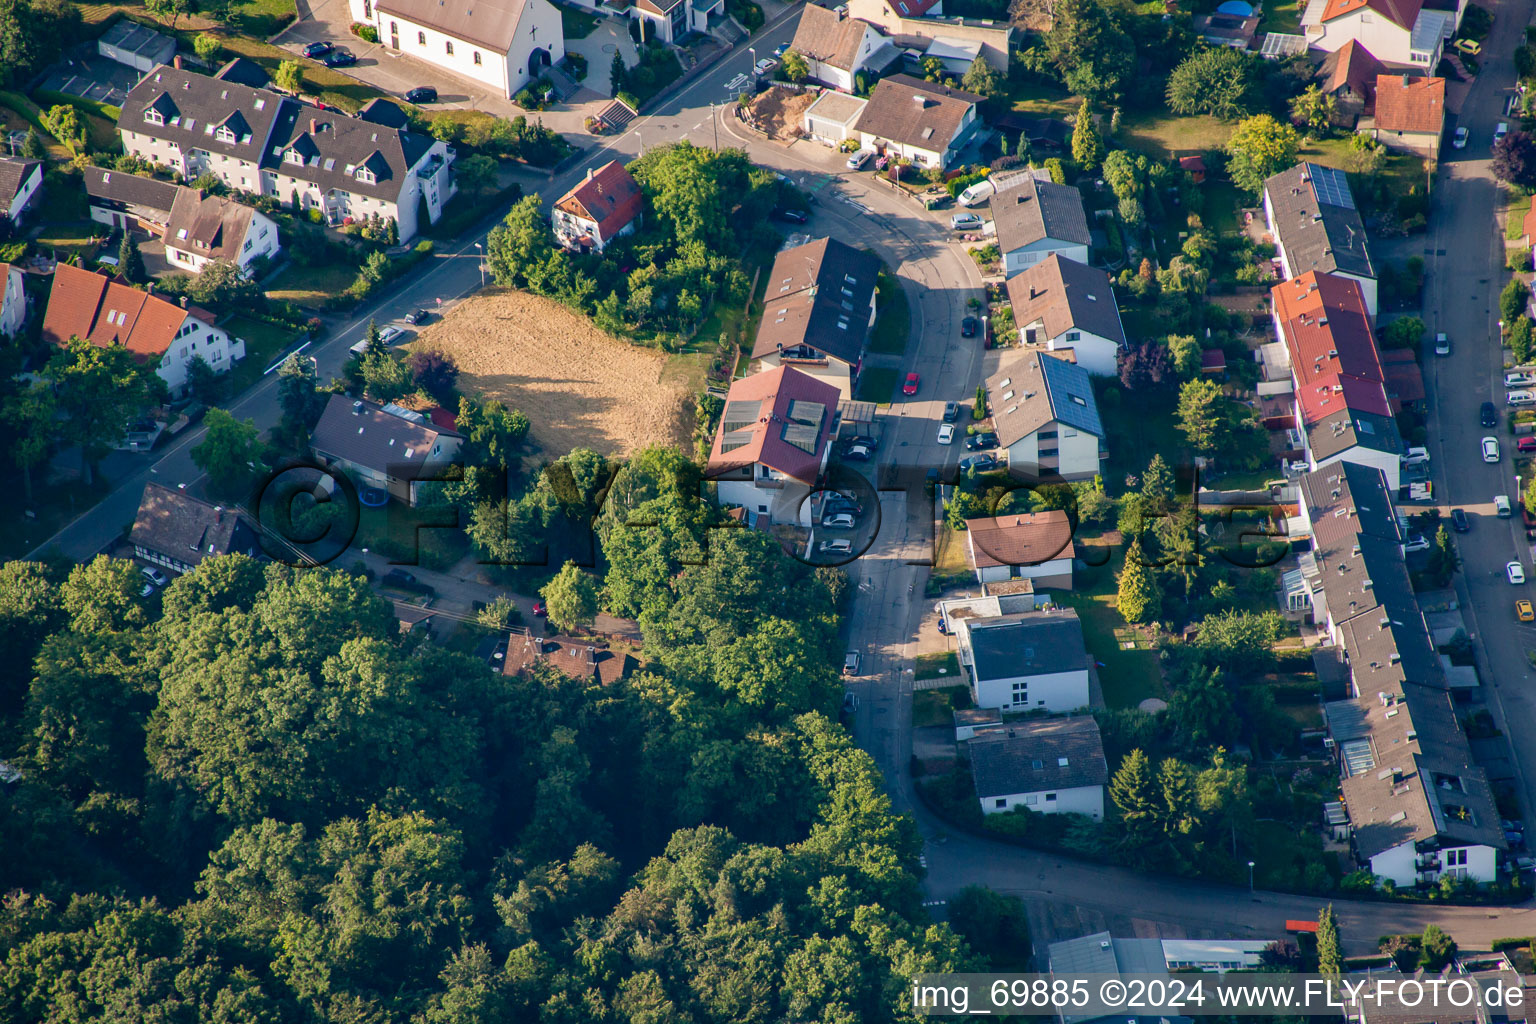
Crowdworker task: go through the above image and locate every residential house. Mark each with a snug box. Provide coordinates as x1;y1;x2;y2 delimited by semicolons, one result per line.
1369;72;1445;158
350;0;564;97
840;0;1013;69
309;395;463;506
41;261;246;395
953;605;1090;712
0;157;42;226
964;509;1074;587
1271;271;1401;487
1263;162;1378;315
1193;10;1260;46
1315;39;1387;124
503;630;632;684
629;0;725;43
1004;254;1127;376
0;262;25;338
969;716;1108;818
706;365;840;525
843;0;943;24
789;3;899;92
165;187;281;272
119;65;455;242
751;237;881;399
989;176;1091;276
802;90;870;147
129;481;262;574
986;350;1104;480
98;18;176;72
84;165;181;234
551;160;643;253
852;74;981;171
1049;932;1268;1001
1301;0;1454;69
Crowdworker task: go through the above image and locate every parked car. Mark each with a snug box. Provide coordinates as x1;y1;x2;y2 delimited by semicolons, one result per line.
1508;371;1536;388
532;600;546;617
754;57;778;75
772;42;788;57
938;423;955;444
818;539;854;555
965;432;999;451
1451;507;1471;532
403;308;430;325
1520;599;1535;623
382;569;433;594
405;86;438;104
843;443;873;462
773;207;809;223
1455;37;1483;55
1495;121;1510;144
323;47;356;67
823;496;862;516
1521;437;1536;453
1404;533;1431;553
1482;401;1499;428
1510;561;1527;585
1483;436;1501;462
844;434;877;450
140;582;157;598
302;40;333;58
842;653;861;676
943;401;959;422
1497;494;1514;518
961;315;978;338
822;513;856;529
950;211;983;231
1435;332;1451;356
1453;126;1469;149
902;372;920;396
1509;390;1536;407
845;148;874;170
378;325;405;345
141;566;170;587
959;454;998;473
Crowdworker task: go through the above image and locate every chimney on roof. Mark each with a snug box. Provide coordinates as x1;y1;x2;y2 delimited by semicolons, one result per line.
214;505;223;522
586;166;594;181
352;400;364;415
173;55;184;70
1402;73;1410;87
310;118;318;134
179;295;188;308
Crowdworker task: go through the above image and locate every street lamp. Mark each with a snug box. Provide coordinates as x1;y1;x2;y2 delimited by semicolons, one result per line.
1247;860;1255;894
749;46;757;75
473;241;484;287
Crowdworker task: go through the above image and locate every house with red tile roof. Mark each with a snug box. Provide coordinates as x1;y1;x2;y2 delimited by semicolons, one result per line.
707;365;840;526
1314;39;1386;124
552;160;643;253
41;261;245;395
1301;0;1453;69
1270;271;1403;489
502;630;632;684
1368;73;1445;158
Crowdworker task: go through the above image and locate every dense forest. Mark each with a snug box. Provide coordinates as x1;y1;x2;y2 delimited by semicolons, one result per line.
0;449;993;1023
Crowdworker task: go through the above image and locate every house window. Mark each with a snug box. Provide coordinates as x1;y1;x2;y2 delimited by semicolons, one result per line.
1065;330;1081;341
445;40;454;55
1446;849;1468;866
474;50;482;64
418;30;426;44
1045;793;1057;802
1010;682;1027;705
994;798;1007;809
757;504;768;512
144;108;164;125
1024;795;1038;805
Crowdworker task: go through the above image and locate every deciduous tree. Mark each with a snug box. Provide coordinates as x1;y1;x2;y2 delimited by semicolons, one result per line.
1046;0;1134;101
44;335;166;485
1165;47;1255;120
191;408;265;497
1225;114;1298;194
541;560;599;633
962;56;1002;98
782;49;809;83
273;58;305;95
1494;129;1536;192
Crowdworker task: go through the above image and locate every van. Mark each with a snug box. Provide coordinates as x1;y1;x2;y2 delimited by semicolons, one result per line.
1510;390;1536;407
1497;494;1513;518
1508;372;1536;388
349;339;371;357
957;178;997;207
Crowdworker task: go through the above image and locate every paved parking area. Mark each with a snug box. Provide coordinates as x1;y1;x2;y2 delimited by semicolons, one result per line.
37;52;143;107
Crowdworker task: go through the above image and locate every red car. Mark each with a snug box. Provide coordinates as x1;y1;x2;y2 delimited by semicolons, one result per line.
902;372;920;396
1520;437;1536;453
532;601;547;617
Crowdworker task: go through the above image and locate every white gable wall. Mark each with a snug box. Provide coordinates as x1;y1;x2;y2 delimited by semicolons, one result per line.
982;782;1103;818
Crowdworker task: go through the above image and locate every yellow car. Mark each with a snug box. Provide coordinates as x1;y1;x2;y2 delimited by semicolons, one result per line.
1519;599;1535;623
1454;38;1482;55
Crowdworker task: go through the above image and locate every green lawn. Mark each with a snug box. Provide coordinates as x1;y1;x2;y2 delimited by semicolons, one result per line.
226;315;301;391
915;651;961;682
1002;79;1079;119
1203;181;1244;236
913;685;971;727
1057;559;1167;708
35;221;105;262
353;501;468;570
267;262;359;308
1508;189;1532;242
558;2;601;38
856;366;899;404
1095;381;1182;485
869;270;910;355
1119;111;1234;162
1258;0;1302;34
228;0;298;36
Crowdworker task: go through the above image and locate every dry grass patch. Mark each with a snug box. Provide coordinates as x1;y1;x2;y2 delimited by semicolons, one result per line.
409;289;693;458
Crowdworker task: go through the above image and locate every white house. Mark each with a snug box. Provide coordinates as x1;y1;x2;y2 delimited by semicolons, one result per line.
0;157;42;226
1368;72;1446;159
986;351;1104;480
630;0;725;43
706;365;840;526
0;261;25;338
955;606;1091;712
310;395;464;507
41;262;246;395
751;237;881;400
83;165;181;234
551;160;643;253
839;0;1014;70
969;716;1107;819
990;176;1090;276
1301;0;1455;69
965;509;1074;587
119;65;455;243
1263;162;1378;316
789;2;900;92
852;73;982;171
1005;254;1126;377
165;187;281;272
352;0;565;97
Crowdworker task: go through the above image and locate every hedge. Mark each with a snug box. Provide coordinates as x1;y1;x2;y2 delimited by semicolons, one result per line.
1491;937;1533;952
33;89;121;122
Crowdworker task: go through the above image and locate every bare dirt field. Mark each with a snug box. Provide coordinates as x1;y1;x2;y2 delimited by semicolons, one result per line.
408;290;693;458
748;87;816;141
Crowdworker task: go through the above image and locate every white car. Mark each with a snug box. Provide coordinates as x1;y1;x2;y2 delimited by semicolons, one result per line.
140;566;169;587
1511;561;1528;585
378;326;405;345
1510;390;1536;407
1404;533;1431;553
1507;372;1536;388
950;211;983;231
754;57;778;75
938;423;955;444
822;513;856;529
1496;122;1510;144
1434;332;1451;356
845;148;874;170
1483;436;1501;462
817;538;853;555
1453;126;1469;149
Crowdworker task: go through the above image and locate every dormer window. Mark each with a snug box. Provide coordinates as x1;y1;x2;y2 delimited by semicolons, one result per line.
144;108;164;125
285;148;305;165
357;165;376;184
215;126;236;144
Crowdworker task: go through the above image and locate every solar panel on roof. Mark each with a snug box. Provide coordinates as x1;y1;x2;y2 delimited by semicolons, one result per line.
720;430;754;454
721;400;762;435
782;423;820;454
786;399;826;426
1309;165;1355;210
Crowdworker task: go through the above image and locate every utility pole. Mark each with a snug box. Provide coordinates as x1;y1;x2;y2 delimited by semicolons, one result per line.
711;101;719;151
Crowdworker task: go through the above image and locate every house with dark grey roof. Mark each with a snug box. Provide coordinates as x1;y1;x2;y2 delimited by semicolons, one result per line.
0;156;41;225
1005;254;1126;376
84;165;181;233
986;350;1103;480
707;365;840;526
348;0;564;98
751;237;881;399
119;65;455;242
165;186;280;272
953;605;1090;711
310;395;463;506
990;176;1090;277
852;73;982;171
790;3;899;92
130;481;262;574
1263;162;1378;314
969;716;1108;818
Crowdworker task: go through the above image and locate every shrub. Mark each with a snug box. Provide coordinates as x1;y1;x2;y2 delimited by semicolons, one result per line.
352;22;379;42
